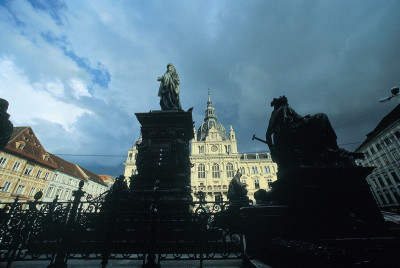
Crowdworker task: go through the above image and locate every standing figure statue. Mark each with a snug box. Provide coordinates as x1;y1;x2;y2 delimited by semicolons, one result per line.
0;98;13;149
157;63;182;111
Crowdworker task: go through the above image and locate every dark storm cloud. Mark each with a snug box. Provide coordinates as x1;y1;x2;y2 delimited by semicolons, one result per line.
1;0;399;177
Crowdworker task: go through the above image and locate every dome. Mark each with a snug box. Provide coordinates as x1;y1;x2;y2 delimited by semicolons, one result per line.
196;91;228;141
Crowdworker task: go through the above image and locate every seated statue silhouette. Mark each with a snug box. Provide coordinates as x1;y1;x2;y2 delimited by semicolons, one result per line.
265;96;354;170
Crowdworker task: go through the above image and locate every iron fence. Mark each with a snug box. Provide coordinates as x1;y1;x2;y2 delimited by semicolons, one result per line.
0;180;248;267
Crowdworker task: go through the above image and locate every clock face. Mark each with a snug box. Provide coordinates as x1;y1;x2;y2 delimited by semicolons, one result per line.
211;145;218;152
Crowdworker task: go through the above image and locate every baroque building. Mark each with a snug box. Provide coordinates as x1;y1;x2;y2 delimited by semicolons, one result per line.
0;127;56;202
0;126;109;203
124;93;278;202
189;93;278;202
356;104;400;213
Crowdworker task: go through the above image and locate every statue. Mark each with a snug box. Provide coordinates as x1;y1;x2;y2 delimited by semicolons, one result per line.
227;170;249;202
0;98;13;149
265;96;353;169
157;63;182;111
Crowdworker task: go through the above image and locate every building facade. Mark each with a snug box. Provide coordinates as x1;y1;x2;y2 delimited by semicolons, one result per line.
124;93;278;202
0;127;56;203
356;104;400;212
189;93;278;202
0;127;109;204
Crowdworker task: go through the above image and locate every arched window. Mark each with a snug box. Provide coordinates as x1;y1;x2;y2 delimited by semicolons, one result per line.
199;146;204;154
198;164;205;178
252;167;258;174
240;167;245;174
128;153;132;161
264;166;270;173
226;163;234;177
212;163;220;178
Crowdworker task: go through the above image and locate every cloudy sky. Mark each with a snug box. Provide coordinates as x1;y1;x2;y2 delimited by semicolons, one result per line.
1;0;399;178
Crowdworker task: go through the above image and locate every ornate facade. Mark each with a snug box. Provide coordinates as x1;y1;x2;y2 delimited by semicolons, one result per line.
124;93;278;202
189;93;277;202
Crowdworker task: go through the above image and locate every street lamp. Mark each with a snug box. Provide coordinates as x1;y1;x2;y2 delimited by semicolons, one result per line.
379;86;400;103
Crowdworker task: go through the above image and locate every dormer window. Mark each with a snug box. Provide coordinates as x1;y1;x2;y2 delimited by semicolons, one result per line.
43;153;50;161
16;141;25;150
243;154;247;159
255;153;259;159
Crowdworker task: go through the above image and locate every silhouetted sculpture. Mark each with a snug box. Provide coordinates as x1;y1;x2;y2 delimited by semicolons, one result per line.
227;170;249;202
265;95;352;169
157;63;182;111
0;98;13;149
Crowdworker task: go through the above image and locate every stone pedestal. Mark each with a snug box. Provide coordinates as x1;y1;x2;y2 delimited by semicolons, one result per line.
242;166;386;239
130;110;194;207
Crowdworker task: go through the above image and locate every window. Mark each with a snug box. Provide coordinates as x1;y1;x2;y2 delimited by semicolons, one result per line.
36;170;42;178
255;154;259;159
43;172;49;180
395;131;400;139
375;159;382;167
46;187;54;198
215;194;222;204
1;182;12;192
254;179;260;189
376;143;382;151
384;138;392;145
243;154;247;159
17;142;25;150
198;164;205;178
64;190;70;200
24;166;33;176
377;176;386;186
240;167;245;174
267;153;271;159
382;155;389;165
226;163;234;177
12;162;21;171
391;172;400;183
212;163;220;178
15;185;26;195
252;167;258;174
28;187;36;196
199;146;204;154
68;179;72;185
264;166;271;173
53;174;59;181
391;150;399;161
56;189;63;198
128;153;132;161
370;147;376;154
0;157;7;167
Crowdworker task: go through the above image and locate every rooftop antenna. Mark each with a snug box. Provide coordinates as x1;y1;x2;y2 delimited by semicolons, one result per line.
378;86;400;103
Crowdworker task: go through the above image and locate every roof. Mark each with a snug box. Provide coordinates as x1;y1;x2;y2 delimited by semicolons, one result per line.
49;154;87;181
356;104;400;151
98;175;115;183
240;152;271;160
197;93;228;141
79;166;108;187
2;127;57;169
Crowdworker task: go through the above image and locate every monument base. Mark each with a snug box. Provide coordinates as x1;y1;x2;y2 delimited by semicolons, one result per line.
242;165;386;239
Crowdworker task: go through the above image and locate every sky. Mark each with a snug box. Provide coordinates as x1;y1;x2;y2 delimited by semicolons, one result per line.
1;0;399;178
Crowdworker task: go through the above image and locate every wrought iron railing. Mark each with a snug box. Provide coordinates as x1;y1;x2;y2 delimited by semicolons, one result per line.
0;179;249;267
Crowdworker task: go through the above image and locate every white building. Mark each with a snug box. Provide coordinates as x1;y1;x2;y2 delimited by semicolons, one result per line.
123;93;278;202
43;154;108;202
190;93;278;202
356;104;400;213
